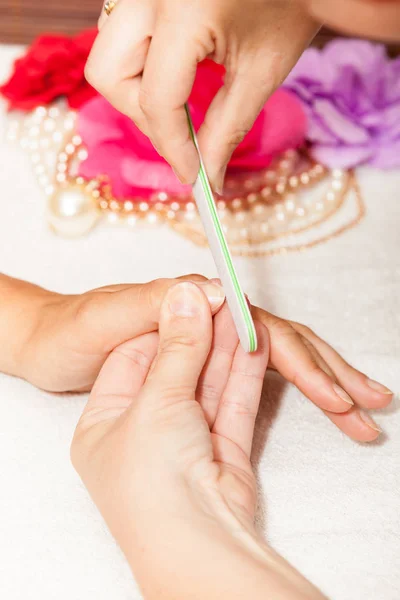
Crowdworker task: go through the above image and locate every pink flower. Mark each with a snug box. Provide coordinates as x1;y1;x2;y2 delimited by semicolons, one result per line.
78;59;306;198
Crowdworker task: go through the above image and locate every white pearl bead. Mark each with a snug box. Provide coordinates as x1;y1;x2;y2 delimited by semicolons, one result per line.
332;180;343;191
326;191;336;202
127;215;137;227
332;169;343;180
48;186;100;236
146;212;158;225
78;149;88;161
53;132;63;143
35;107;47;117
235;211;246;222
48;107;59;118
43;119;55;132
107;212;119;224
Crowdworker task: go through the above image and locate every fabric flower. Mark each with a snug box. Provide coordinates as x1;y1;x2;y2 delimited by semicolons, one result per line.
77;59;306;198
284;40;400;169
0;29;98;110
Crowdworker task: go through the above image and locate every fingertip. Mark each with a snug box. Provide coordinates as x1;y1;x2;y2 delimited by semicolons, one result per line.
170;142;199;186
254;321;270;359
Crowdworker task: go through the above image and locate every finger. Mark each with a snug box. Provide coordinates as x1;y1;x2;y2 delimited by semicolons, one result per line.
197;59;274;193
212;322;269;458
253;307;355;414
324;406;382;443
305;0;400;42
291;322;393;410
85;332;159;415
77;277;225;352
140;16;209;183
196;302;239;427
85;0;153;130
144;282;214;405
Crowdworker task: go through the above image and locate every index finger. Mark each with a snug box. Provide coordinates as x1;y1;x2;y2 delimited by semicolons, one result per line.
140;18;210;183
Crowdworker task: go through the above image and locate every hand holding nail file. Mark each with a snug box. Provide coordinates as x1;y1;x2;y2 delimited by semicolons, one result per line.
185;105;257;353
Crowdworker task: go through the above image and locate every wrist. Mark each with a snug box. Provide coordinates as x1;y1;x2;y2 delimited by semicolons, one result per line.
118;476;324;600
0;276;61;381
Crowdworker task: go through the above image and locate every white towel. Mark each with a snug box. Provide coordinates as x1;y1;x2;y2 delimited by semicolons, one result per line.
0;45;399;600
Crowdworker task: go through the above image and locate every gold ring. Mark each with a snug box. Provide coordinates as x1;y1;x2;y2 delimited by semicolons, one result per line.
104;0;117;16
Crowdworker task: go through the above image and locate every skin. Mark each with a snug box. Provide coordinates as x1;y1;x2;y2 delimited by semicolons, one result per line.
71;282;327;600
0;273;391;441
87;0;319;192
87;0;400;194
303;0;400;42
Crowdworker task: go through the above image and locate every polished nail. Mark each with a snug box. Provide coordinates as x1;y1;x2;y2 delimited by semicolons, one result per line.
359;410;382;433
214;165;227;195
332;383;354;406
366;378;393;395
194;281;225;312
172;167;187;185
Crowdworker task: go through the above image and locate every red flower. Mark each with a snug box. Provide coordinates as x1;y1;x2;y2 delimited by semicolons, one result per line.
0;29;98;110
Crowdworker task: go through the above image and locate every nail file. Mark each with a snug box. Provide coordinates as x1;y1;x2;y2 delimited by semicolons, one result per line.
185;105;257;353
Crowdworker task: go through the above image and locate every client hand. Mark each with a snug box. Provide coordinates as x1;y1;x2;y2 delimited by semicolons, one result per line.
71;281;326;600
2;273;390;442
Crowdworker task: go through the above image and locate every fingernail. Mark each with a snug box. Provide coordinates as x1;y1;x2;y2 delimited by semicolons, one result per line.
366;378;393;395
194;281;225;312
167;283;201;317
359;410;382;433
214;165;227;195
332;383;354;406
172;167;187;185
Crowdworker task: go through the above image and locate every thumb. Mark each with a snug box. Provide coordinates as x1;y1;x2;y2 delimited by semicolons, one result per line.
144;282;215;406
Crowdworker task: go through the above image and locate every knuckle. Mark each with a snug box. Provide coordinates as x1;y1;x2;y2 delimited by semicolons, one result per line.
73;293;98;326
226;127;251;149
113;345;152;371
292;360;321;389
138;86;158;118
196;380;220;402
160;383;195;404
269;316;294;336
160;334;200;354
291;321;314;338
178;273;207;283
144;278;170;310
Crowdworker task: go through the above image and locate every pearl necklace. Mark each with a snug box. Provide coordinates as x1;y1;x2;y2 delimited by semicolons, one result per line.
6;103;363;254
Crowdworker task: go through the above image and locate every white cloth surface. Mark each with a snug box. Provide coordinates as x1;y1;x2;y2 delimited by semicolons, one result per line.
0;45;399;600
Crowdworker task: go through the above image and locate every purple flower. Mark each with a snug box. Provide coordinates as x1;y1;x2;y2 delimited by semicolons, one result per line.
284;40;400;169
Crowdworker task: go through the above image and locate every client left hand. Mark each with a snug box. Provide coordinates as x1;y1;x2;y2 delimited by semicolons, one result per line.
19;274;390;442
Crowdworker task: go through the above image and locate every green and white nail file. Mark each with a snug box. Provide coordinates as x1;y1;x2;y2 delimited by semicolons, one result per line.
186;105;257;353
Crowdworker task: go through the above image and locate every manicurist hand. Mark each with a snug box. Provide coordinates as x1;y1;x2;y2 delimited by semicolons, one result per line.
302;0;400;42
86;0;319;192
71;281;327;600
1;273;391;441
